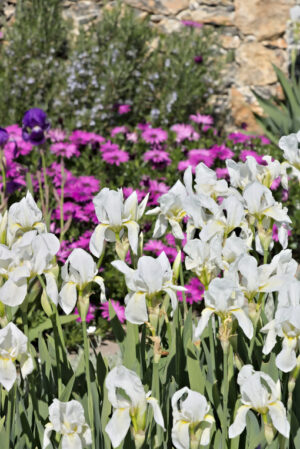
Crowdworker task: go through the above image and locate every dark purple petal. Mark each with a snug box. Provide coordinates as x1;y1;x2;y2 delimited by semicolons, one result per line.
0;128;9;147
22;108;50;131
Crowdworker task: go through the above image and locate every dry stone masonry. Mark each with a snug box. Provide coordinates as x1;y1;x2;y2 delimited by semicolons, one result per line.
2;0;300;132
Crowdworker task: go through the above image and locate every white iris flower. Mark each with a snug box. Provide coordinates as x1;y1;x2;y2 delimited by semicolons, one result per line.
229;365;289;439
194;277;253;340
59;248;105;315
112;252;185;324
105;365;164;448
90;188;148;257
0;322;33;391
171;387;214;449
43;399;91;449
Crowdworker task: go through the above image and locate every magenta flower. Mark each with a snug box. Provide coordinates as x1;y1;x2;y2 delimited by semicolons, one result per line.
123;187;146;202
117;104;131;114
170;124;199;142
50;142;80;159
75;304;97;323
144;149;171;168
227;132;251;144
48;128;67;142
270;177;281;190
69;130;105;145
22;108;50;145
177;277;204;305
240;150;266;165
102;150;129;165
141;128;168;144
189;114;214;126
110;126;128;138
100;141;120;153
100;300;125;323
181;20;203;28
140;178;169;206
137;122;151;131
215;167;229;179
188;149;215;167
210;144;234;160
194;55;203;64
126;132;138;143
144;239;165;256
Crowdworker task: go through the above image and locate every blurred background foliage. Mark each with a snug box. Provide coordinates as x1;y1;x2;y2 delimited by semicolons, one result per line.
0;0;223;132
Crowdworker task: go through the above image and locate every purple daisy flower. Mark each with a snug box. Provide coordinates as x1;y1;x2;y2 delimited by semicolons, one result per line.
141;128;168;144
189;113;214;126
100;300;125;323
50;142;80;159
144;149;171;167
102;150;129;165
181;20;203;28
22;108;50;145
117;104;131;114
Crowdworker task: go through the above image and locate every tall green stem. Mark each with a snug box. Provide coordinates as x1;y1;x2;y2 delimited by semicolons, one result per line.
51;313;63;399
222;348;229;449
6;383;16;449
208;320;216;375
82;319;95;449
59;158;65;242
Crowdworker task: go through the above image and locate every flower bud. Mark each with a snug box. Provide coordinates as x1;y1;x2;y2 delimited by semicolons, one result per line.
77;292;90;322
41;289;53;317
172;250;182;283
115;237;129;261
263;416;275;444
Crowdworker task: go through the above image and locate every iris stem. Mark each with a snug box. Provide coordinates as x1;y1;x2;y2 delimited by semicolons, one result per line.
59;158;65;242
222;348;229;449
82;319;95;449
51;312;63;399
6;383;16;449
208;320;216;375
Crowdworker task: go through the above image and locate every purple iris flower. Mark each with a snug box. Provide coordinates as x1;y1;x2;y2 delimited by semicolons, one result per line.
22;108;50;145
0;128;9;148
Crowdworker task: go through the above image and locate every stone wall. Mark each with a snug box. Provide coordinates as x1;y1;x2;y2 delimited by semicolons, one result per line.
1;0;300;132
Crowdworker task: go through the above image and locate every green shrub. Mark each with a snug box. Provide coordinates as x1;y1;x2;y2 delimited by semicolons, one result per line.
0;0;70;125
0;1;222;131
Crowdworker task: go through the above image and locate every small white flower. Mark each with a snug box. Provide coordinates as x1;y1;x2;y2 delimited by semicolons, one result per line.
0;322;33;391
7;192;46;246
59;248;105;315
229;365;289;439
238;254;287;301
194;277;253;340
171;387;214;449
183;237;220;286
243;182;291;224
105;365;164;448
43;399;91;449
146;180;187;239
112;252;185;324
261;305;300;372
90;188;148;257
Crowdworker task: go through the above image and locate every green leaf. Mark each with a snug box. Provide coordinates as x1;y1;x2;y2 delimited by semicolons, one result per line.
186;339;205;394
109;300;126;343
29;314;78;341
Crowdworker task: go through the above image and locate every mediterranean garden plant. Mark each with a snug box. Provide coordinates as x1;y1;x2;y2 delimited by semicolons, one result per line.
0;109;299;449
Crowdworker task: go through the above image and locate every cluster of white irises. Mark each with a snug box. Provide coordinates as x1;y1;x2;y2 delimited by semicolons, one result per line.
0;131;299;449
